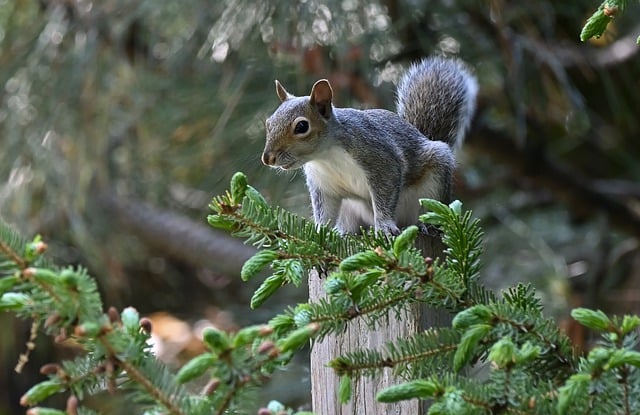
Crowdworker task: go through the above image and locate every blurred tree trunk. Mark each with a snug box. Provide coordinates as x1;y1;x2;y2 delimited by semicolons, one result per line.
308;235;448;414
100;191;256;274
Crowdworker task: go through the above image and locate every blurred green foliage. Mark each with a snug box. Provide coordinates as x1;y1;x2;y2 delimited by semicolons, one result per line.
1;0;640;413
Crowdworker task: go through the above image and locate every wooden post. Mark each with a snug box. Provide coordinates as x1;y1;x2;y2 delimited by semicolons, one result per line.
309;235;449;414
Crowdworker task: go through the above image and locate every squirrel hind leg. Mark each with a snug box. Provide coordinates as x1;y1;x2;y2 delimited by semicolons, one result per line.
336;199;374;234
396;178;442;227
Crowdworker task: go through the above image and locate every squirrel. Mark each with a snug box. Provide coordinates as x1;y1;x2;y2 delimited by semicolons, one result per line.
262;56;478;235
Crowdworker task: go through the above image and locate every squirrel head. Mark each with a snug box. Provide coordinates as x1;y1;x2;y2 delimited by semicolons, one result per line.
262;79;334;170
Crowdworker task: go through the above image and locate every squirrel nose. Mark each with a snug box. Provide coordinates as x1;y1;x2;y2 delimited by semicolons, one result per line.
262;151;276;166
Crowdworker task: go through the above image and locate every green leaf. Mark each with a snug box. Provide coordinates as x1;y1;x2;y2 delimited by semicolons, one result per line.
340;251;386;272
324;275;347;294
392;225;418;257
274;259;305;286
232;324;272;348
452;305;492;329
376;379;439;403
293;305;313;327
267;400;286;412
449;200;463;215
517;341;541;364
207;214;236;231
121;307;140;333
587;347;612;367
244;185;269;210
76;321;101;337
20;380;64;406
241;250;278;281
58;268;78;287
429;388;466;414
0;292;30;311
23;235;46;262
30;268;59;284
350;268;384;301
250;274;285;309
175;353;217;384
202;327;231;353
419;199;449;226
338;375;352;404
453;324;492;372
25;408;67;415
557;373;591;415
580;8;610;41
419;198;448;214
608;349;640;369
488;337;517;368
0;275;20;296
621;314;640;334
230;171;248;203
269;312;296;334
571;307;611;331
277;323;319;353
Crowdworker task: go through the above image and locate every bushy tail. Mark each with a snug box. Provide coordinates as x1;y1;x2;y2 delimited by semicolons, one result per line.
396;56;478;150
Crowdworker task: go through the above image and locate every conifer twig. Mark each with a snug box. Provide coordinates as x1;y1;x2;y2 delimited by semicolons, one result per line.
0;239;27;269
99;337;186;415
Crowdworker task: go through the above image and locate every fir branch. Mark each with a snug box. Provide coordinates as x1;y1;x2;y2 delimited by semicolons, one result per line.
211;191;348;266
387;328;460;378
580;0;637;42
209;173;368;268
0;238;27;269
9;173;640;414
329;349;395;378
304;286;415;338
328;328;460;380
621;365;631;415
109;353;186;415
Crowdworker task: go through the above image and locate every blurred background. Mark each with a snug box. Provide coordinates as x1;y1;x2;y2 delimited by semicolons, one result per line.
1;0;639;413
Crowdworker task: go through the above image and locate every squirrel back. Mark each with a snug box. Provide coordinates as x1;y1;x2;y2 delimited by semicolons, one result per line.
396;57;478;150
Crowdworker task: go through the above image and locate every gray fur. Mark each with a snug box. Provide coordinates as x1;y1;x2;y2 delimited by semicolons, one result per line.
262;56;478;235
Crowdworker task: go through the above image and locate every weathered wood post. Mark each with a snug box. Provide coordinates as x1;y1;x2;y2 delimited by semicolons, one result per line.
308;234;449;414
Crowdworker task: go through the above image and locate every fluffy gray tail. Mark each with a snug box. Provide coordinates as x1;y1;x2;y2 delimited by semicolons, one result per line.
396;56;478;149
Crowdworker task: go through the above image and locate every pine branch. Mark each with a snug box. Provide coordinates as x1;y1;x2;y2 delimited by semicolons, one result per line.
0;214;289;414
386;328;461;378
329;327;460;379
580;0;639;43
7;172;640;414
206;175;640;413
99;336;186;415
0;238;27;269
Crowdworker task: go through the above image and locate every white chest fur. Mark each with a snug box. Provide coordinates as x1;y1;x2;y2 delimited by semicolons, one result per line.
304;147;370;200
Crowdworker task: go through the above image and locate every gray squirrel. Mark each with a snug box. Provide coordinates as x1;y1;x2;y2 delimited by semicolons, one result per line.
262;56;478;235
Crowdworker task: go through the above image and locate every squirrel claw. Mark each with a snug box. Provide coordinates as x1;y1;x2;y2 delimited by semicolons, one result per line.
377;221;401;236
418;222;442;238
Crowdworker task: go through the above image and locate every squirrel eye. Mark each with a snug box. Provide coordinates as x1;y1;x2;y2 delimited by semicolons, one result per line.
293;119;309;135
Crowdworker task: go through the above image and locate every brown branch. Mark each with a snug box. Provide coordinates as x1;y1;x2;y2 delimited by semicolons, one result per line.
98;190;256;276
0;239;27;269
99;337;186;415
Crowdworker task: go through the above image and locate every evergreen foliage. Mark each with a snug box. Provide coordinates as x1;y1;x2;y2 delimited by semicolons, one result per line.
210;173;640;414
2;172;640;414
581;0;640;42
0;214;306;414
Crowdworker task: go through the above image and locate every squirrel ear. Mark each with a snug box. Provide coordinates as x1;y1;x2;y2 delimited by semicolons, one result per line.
310;79;333;120
275;80;292;102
